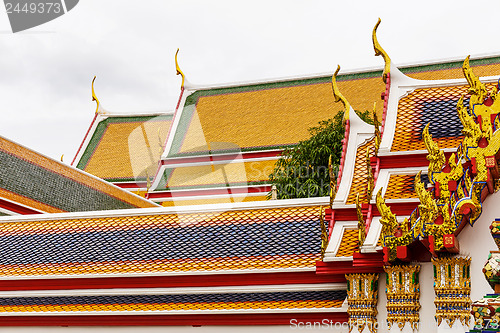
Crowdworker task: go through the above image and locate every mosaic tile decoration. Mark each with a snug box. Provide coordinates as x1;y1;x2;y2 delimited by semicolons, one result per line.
384;174;430;200
0;290;346;313
335;229;359;257
77;115;172;182
391;83;496;152
0;137;156;213
0;206;323;276
345;138;376;205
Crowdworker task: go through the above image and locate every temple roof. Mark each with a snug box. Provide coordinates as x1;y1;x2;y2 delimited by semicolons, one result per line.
0;288;346;314
74;113;173;184
0;199;327;277
166;55;500;158
0;136;157;215
164;72;385;158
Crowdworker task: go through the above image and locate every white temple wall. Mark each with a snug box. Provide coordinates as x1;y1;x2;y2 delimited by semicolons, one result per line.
373;190;500;333
456;189;499;302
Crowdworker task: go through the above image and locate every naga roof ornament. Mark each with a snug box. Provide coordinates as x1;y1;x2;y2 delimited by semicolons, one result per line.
331;65;351;124
372;18;391;83
355;194;366;248
91;76;100;114
175;48;186;89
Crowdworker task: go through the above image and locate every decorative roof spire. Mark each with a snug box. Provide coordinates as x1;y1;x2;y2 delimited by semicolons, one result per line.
319;206;328;260
331;65;351;124
175;48;186;89
372;18;391;83
91;76;100;114
463;55;488;107
356;194;366;247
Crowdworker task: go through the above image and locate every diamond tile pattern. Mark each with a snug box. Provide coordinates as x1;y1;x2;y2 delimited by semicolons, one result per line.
346;137;375;205
0;137;156;213
384;174;430;199
0;206;323;276
391;83;497;152
0;290;347;313
335;229;359;257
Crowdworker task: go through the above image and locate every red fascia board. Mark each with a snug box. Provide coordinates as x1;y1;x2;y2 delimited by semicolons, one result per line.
377;151;454;169
352;252;384;268
330;208;358;221
147;185;271;199
0;271;343;291
0;197;43;215
333;202;417;221
161;150;282;166
316;260;384;275
0;312;348;326
371;201;418;216
114;182;147;189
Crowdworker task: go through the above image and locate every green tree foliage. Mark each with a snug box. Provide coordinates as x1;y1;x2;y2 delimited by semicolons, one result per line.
268;110;373;199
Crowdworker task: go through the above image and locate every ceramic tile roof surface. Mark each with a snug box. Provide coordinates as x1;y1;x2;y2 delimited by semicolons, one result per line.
384;174;429;200
335;229;359;257
157;160;275;191
391;80;498;152
167;56;500;159
345;137;376;205
76;114;172;182
0;137;157;214
168;75;386;157
0;205;323;277
404;58;500;81
392;85;468;152
0;290;346;313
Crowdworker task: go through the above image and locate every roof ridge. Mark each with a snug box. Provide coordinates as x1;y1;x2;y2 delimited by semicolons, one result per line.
184;52;500;92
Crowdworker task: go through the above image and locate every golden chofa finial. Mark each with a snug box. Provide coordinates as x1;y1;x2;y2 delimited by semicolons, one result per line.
372;18;391;83
175;48;185;89
91;76;100;114
463;55;488;106
332;65;351;124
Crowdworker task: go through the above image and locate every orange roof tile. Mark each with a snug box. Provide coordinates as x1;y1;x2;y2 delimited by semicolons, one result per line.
76;114;172;181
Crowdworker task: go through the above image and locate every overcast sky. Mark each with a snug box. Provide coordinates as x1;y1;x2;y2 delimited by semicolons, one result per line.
1;0;500;162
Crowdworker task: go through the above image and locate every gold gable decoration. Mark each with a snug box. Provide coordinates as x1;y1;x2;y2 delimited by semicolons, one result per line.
376;56;500;262
384;265;421;330
345;273;379;333
376;188;412;262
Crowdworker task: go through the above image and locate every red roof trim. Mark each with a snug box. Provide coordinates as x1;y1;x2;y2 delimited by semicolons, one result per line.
0;313;348;326
0;197;43;215
147;185;271;199
0;271;343;291
71;113;98;166
160;150;281;166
